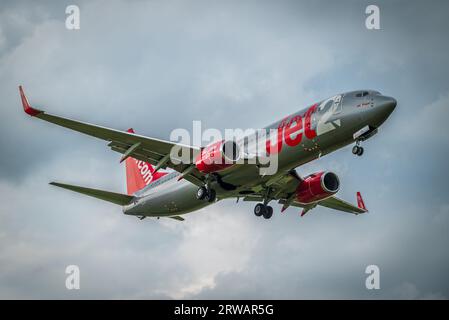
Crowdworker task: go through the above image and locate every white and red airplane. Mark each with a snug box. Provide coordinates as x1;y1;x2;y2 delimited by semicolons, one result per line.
19;86;396;221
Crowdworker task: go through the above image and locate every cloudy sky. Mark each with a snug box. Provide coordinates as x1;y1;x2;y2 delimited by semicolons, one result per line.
1;0;449;299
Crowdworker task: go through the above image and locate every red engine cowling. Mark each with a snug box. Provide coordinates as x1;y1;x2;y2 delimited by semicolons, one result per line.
195;140;240;173
296;171;340;204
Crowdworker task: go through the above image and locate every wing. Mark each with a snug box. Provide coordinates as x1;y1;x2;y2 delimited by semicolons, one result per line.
19;86;205;186
242;169;302;203
243;169;367;216
281;194;367;215
318;194;367;214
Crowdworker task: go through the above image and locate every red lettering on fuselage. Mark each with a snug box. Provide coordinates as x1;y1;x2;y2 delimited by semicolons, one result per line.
304;103;318;139
284;115;303;147
265;104;318;155
265;125;284;155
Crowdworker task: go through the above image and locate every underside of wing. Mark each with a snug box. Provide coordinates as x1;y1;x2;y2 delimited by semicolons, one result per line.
318;195;368;214
242;169;302;202
243;168;368;215
281;194;368;215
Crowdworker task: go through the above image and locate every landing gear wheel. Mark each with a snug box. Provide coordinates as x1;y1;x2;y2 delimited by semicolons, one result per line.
196;186;207;200
263;206;273;219
205;189;216;202
254;203;265;217
353;141;364;157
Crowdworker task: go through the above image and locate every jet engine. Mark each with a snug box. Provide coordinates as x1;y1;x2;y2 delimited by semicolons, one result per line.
195;140;240;173
296;171;340;203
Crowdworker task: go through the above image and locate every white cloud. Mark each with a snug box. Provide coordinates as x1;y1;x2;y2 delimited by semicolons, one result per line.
397;93;449;144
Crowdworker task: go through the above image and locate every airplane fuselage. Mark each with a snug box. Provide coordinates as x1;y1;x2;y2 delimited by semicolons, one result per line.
123;90;396;217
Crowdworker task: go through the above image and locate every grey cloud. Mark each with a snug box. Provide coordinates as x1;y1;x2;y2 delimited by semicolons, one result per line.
0;0;449;299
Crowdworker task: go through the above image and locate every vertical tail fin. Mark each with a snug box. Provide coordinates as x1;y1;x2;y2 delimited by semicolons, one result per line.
124;128;168;195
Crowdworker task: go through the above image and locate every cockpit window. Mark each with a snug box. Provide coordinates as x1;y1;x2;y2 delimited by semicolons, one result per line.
355;91;370;97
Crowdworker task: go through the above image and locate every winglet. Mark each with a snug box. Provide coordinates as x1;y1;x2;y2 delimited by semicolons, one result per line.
19;86;42;116
356;192;368;211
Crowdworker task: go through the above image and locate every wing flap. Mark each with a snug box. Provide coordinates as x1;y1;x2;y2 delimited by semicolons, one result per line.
49;182;134;206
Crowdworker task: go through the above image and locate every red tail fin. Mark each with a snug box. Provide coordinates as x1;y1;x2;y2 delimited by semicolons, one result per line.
356;192;367;211
124;128;168;195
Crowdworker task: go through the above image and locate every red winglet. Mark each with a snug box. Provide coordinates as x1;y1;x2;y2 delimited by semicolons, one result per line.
19;86;42;116
356;192;367;211
127;128;135;134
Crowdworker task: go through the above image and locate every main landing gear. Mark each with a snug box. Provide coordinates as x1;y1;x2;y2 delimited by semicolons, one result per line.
254;187;274;219
352;141;364;156
196;186;216;202
254;203;273;219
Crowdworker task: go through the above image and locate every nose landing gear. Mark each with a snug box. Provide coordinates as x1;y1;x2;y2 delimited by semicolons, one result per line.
196;186;216;202
352;141;364;156
196;174;217;203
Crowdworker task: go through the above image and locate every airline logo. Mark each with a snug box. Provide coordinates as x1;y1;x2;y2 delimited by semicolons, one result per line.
266;104;318;155
135;159;154;185
266;95;343;155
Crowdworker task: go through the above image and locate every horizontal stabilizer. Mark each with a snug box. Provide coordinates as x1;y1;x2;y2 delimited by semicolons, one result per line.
49;182;134;206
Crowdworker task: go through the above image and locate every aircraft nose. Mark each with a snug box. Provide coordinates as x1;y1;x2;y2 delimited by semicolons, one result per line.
378;95;397;116
362;95;397;127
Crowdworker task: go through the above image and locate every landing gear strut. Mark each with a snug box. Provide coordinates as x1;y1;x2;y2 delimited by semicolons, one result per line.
352;141;364;156
196;186;216;202
205;189;216;202
254;203;273;219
